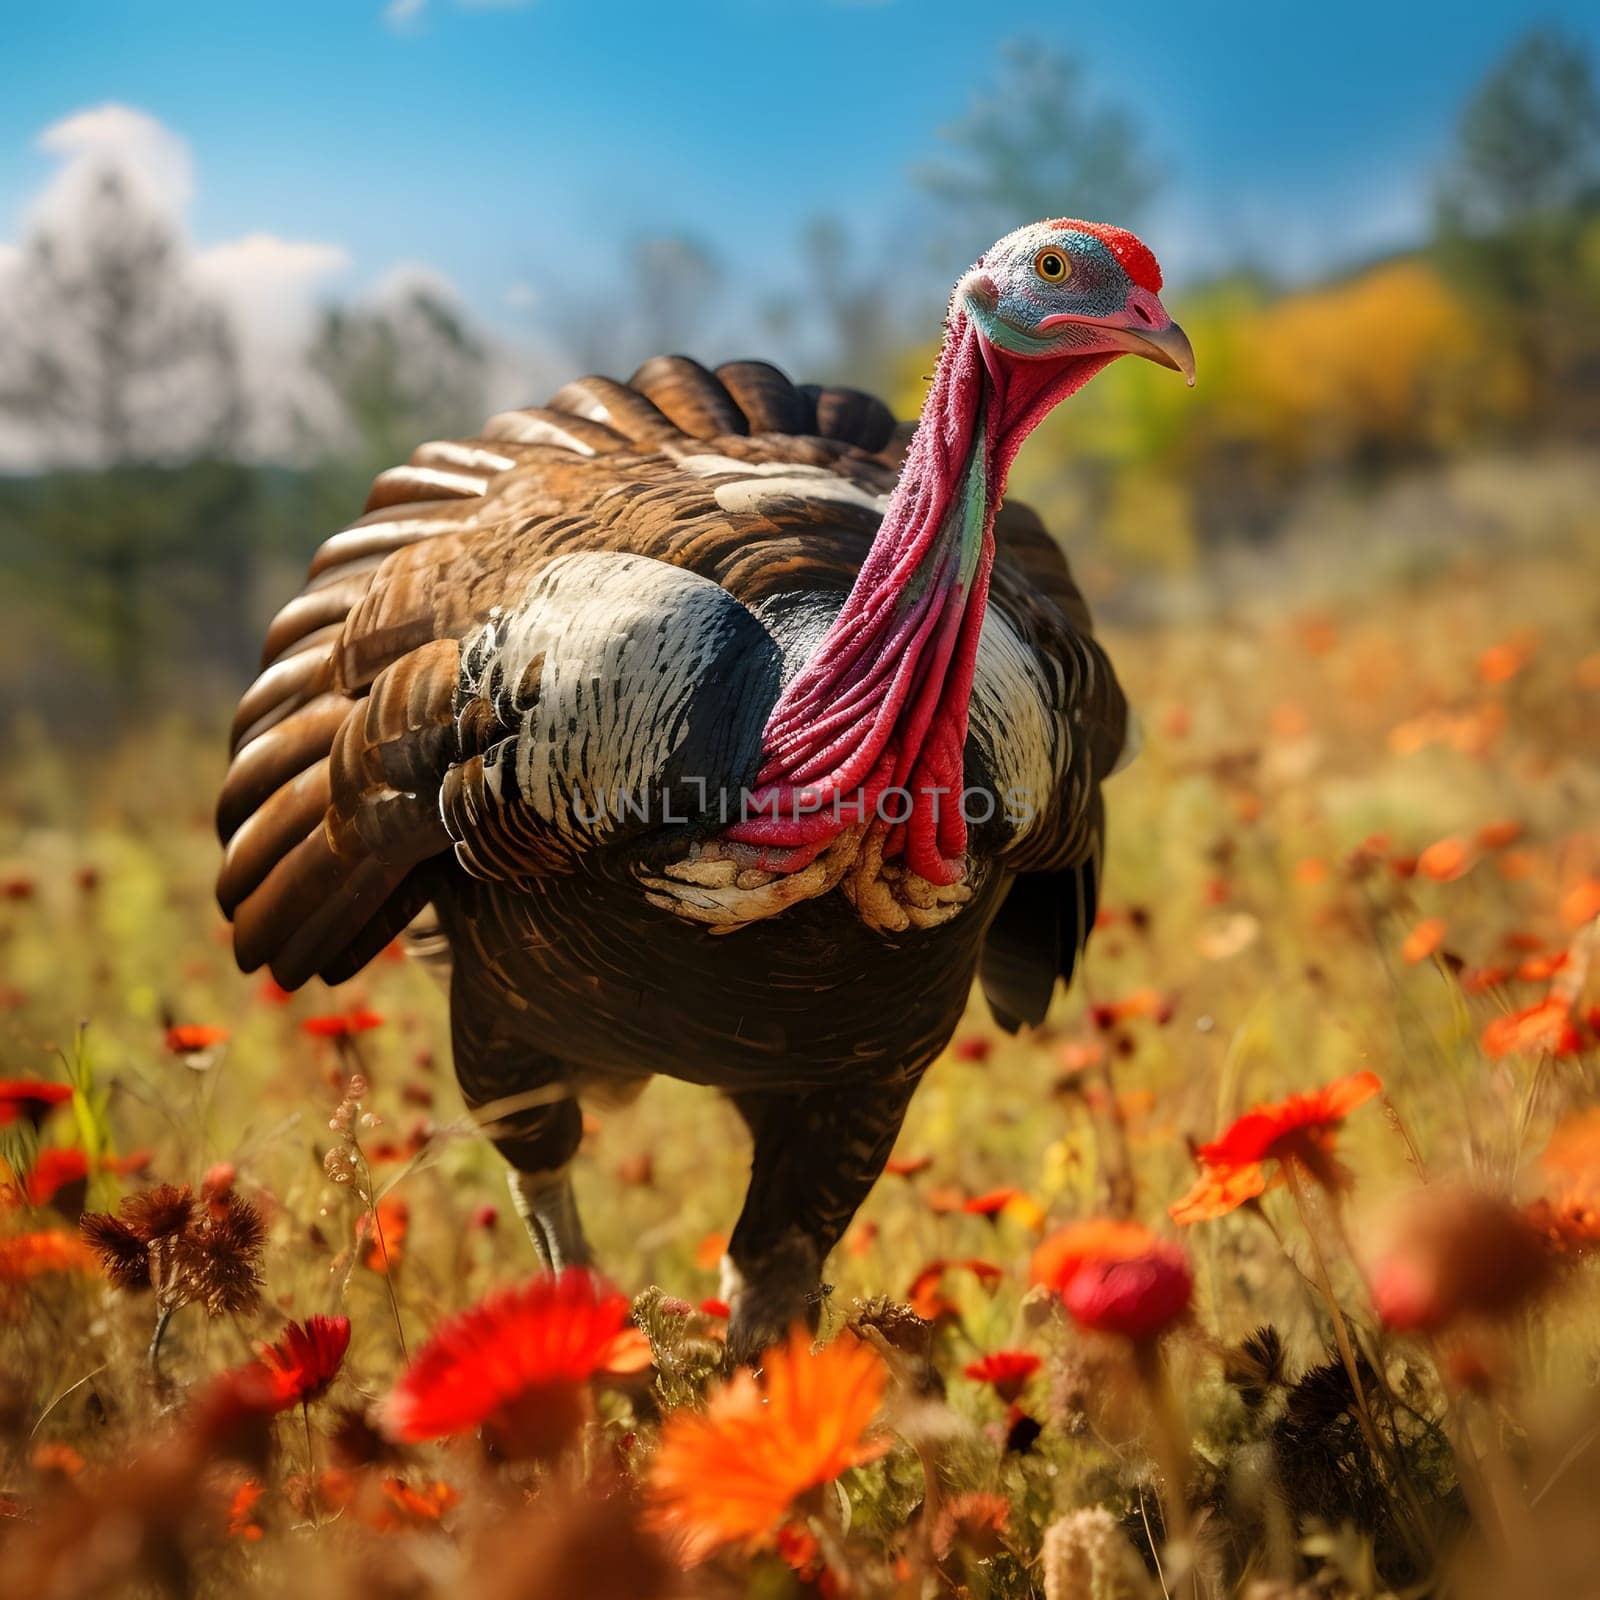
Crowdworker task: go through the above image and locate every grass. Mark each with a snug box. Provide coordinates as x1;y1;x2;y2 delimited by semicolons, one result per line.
2;475;1599;1597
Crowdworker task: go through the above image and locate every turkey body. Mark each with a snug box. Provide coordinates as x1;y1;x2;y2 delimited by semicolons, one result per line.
216;355;1127;1356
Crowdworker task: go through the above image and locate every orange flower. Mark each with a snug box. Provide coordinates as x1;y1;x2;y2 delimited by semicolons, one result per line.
1477;639;1532;685
1292;857;1329;888
358;1196;409;1274
1481;997;1582;1060
0;1229;98;1283
1401;917;1447;964
227;1480;265;1541
1090;987;1174;1029
165;1024;230;1055
1169;1071;1382;1223
1476;819;1523;850
379;1270;633;1459
646;1328;887;1563
884;1153;933;1178
1029;1218;1158;1291
1417;837;1473;882
1561;878;1600;929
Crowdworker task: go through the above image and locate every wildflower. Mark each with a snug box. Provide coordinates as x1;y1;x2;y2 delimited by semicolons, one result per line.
963;1348;1041;1403
884;1152;933;1178
0;1079;72;1130
1031;1219;1192;1342
700;1297;730;1319
646;1327;887;1563
962;1186;1023;1218
1169;1070;1382;1223
227;1480;265;1540
1561;877;1600;929
379;1270;633;1459
255;1315;352;1409
1042;1507;1155;1600
99;1148;154;1178
1417;836;1473;882
302;1008;384;1040
358;1195;409;1274
1061;1247;1193;1341
0;1229;98;1283
1371;1186;1552;1333
1090;986;1174;1029
24;1148;89;1212
1481;996;1582;1060
905;1257;1004;1320
950;1035;993;1064
1401;917;1447;964
164;1024;229;1056
1477;819;1523;850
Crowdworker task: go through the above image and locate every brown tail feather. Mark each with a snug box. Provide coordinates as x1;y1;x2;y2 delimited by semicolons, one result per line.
715;360;812;435
629;356;747;439
217;695;349;841
801;384;896;453
545;376;681;444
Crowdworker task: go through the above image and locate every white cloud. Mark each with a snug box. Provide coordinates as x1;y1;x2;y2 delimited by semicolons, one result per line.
33;102;195;223
385;0;536;32
384;0;427;29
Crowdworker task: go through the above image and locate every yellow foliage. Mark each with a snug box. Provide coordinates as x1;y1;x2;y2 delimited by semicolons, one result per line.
1230;260;1527;465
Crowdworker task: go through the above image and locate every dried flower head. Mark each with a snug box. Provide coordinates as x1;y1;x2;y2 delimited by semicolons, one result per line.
177;1192;266;1317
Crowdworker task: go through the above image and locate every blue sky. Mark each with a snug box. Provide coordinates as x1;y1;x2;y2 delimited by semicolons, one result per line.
0;1;1591;347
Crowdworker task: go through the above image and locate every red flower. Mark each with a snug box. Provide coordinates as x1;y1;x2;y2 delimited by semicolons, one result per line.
1031;1219;1191;1343
1062;1248;1193;1341
963;1349;1041;1403
25;1147;90;1210
0;1230;98;1283
0;1079;72;1129
165;1024;230;1055
255;1315;352;1409
302;1008;384;1040
378;1270;633;1459
905;1256;1004;1320
1170;1070;1382;1223
962;1187;1022;1218
950;1036;993;1064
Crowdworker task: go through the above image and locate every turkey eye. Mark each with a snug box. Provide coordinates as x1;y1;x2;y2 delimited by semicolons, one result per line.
1035;249;1070;283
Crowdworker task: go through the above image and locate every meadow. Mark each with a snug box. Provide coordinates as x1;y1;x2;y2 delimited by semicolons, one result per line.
2;453;1599;1599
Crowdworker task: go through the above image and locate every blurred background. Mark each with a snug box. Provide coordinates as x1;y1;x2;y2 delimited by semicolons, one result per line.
0;1;1597;734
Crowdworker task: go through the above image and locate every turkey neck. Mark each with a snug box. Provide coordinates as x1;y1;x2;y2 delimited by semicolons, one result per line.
725;314;1001;886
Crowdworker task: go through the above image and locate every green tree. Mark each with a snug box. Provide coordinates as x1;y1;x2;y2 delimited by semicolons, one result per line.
1434;28;1600;428
306;281;490;477
915;40;1162;257
0;167;250;712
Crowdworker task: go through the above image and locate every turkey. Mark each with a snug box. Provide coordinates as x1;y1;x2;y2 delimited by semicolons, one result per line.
216;218;1194;1360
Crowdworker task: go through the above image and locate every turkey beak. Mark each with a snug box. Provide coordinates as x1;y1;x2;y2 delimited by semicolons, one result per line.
1112;319;1196;387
